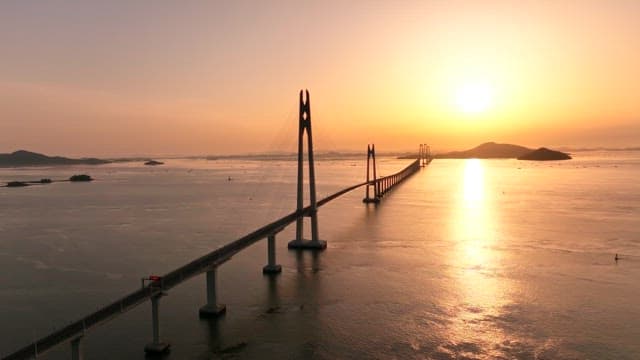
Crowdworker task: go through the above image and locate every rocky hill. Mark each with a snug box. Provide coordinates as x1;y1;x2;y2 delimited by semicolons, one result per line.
435;142;532;159
0;150;110;167
517;147;572;161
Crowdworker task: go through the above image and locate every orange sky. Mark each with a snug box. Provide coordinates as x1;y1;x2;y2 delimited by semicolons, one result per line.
1;1;638;157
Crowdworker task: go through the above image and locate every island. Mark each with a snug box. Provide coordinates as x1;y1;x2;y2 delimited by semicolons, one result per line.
3;176;92;188
69;174;93;182
517;147;572;161
435;142;532;159
144;160;164;166
0;150;110;167
430;142;571;161
6;181;29;187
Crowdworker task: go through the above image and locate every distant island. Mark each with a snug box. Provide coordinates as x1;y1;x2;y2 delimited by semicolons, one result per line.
0;150;110;167
3;174;93;188
6;181;29;187
144;160;164;166
435;142;532;159
517;147;571;161
69;174;93;182
433;142;571;161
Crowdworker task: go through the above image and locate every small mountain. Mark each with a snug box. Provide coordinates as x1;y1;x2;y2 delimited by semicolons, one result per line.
517;147;571;161
0;150;110;167
436;142;532;159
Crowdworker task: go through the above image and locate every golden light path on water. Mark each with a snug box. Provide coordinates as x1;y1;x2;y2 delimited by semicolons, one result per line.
444;159;516;357
460;159;490;265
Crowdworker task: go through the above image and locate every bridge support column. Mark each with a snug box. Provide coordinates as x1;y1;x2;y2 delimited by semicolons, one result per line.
263;234;282;274
144;294;170;354
71;336;83;360
363;144;380;203
199;268;226;317
288;90;327;250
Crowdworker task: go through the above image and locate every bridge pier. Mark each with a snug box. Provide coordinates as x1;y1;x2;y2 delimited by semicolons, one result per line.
263;234;282;274
144;294;170;354
199;268;226;317
71;336;83;360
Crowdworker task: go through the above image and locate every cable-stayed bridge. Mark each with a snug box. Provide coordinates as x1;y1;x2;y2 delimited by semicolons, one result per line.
3;90;432;360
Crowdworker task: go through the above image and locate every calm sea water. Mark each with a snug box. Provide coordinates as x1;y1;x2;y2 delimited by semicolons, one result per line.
1;152;639;359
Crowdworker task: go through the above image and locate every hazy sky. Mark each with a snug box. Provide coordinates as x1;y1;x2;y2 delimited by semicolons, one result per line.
1;0;639;156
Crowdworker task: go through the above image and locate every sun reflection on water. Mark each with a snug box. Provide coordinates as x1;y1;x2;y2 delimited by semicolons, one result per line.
463;158;485;204
442;159;515;357
458;159;491;267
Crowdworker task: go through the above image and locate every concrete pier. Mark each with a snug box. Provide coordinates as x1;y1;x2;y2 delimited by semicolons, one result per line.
263;234;282;274
199;268;226;317
71;337;83;360
287;238;327;250
144;295;170;353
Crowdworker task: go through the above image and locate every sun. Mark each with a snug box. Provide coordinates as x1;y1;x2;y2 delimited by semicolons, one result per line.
455;82;494;114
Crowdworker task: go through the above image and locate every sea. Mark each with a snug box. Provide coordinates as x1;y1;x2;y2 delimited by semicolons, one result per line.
0;151;639;359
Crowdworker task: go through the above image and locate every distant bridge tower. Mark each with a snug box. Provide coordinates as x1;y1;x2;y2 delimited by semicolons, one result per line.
288;90;327;250
419;144;431;166
363;144;380;203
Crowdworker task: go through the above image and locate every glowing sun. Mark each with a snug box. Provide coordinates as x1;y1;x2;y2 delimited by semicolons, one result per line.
455;82;494;114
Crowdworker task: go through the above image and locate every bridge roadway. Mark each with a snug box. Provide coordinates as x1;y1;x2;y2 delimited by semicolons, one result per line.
3;159;420;360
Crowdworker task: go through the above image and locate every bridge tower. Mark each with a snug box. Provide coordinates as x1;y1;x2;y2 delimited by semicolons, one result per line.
363;144;380;203
288;90;327;250
419;144;431;166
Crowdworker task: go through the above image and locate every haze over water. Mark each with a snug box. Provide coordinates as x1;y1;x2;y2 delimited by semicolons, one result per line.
1;152;638;359
2;1;640;155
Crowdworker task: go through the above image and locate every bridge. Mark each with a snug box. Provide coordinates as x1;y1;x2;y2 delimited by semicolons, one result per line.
2;90;432;360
